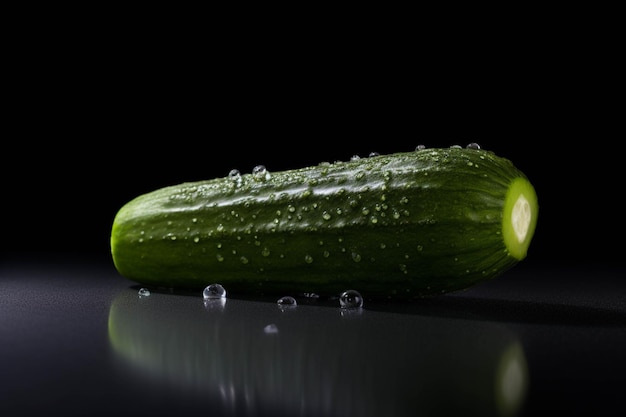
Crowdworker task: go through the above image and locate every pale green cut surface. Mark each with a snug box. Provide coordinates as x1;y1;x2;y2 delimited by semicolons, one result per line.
502;177;539;260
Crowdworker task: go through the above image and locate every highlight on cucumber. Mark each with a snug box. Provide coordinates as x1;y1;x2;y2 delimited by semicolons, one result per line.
110;143;539;299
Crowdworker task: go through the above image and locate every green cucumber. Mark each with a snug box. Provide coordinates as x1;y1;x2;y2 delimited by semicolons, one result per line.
110;146;538;298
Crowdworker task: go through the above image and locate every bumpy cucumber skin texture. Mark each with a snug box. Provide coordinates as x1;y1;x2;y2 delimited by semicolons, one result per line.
111;148;537;298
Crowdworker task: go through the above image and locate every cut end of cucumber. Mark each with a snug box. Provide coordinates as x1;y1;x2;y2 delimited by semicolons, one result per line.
502;177;538;260
512;194;531;243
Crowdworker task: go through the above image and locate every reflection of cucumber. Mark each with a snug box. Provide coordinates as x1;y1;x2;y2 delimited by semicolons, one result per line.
108;289;528;417
111;147;538;297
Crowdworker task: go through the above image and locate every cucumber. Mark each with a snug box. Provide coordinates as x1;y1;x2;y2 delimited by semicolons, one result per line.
110;146;538;298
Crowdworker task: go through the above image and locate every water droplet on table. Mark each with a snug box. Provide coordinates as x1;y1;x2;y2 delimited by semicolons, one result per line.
277;295;297;306
339;289;364;309
203;283;226;300
203;297;226;311
264;323;279;334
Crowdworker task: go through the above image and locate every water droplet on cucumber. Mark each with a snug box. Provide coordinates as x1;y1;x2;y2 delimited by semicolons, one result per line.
227;169;243;187
252;165;271;181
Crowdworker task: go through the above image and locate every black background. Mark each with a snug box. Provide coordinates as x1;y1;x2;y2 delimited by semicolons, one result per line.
2;18;622;271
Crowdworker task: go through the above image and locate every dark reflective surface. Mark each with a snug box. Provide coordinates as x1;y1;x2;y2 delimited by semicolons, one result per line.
1;256;625;416
109;288;527;417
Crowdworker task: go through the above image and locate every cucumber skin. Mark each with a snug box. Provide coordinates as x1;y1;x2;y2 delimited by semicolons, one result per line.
111;148;535;298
